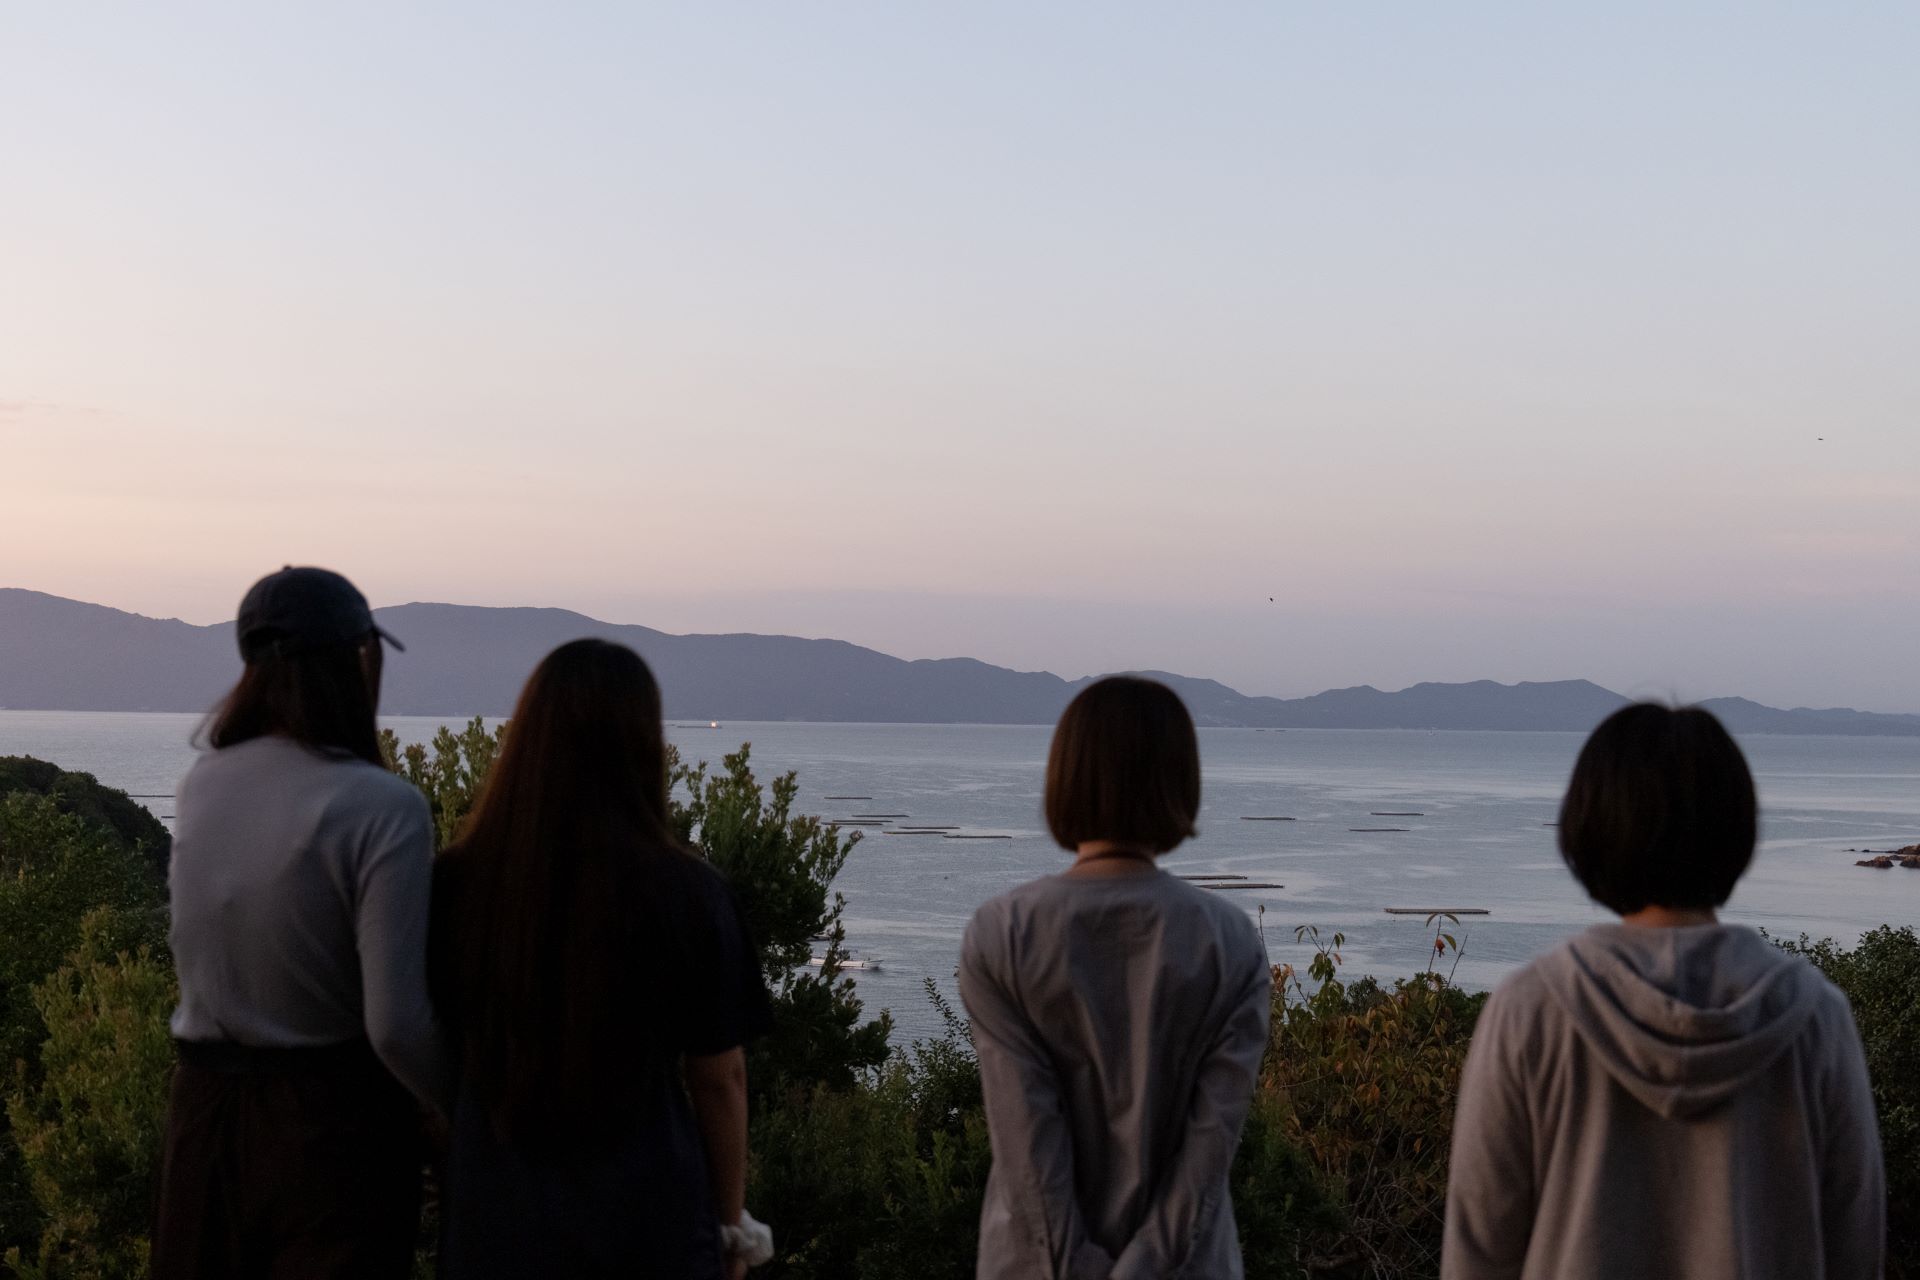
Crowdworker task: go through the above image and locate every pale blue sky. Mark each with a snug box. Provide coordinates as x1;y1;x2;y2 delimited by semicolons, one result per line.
3;4;1916;708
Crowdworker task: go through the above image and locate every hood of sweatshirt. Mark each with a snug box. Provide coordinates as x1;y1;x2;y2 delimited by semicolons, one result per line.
1536;923;1822;1120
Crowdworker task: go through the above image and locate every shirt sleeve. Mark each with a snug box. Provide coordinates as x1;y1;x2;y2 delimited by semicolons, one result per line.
1108;926;1271;1280
1817;991;1885;1280
959;910;1113;1280
678;866;774;1057
1441;985;1536;1280
354;783;452;1115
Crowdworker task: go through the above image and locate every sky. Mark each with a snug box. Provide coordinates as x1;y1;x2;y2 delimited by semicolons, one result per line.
3;4;1917;711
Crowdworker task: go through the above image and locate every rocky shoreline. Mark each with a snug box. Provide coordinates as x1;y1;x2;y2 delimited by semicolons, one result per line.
1854;843;1920;869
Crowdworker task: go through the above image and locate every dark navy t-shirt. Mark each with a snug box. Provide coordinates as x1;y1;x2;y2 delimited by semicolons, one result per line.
429;846;772;1279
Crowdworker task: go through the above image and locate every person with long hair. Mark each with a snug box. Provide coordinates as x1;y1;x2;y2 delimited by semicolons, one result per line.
1443;703;1884;1279
152;566;445;1279
429;638;772;1279
959;676;1272;1280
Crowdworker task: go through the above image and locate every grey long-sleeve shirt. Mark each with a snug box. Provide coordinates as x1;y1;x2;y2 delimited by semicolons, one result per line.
1444;923;1884;1280
959;869;1272;1280
169;735;449;1114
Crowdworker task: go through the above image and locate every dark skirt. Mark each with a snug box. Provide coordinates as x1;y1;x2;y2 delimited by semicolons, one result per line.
150;1039;421;1280
437;1083;724;1280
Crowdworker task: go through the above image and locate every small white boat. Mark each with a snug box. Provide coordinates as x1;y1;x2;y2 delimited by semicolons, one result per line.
808;954;884;971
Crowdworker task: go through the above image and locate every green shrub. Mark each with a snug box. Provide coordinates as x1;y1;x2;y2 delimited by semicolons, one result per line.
0;760;170;878
1233;1093;1343;1280
674;747;892;1097
1263;924;1486;1280
379;719;500;852
748;988;989;1280
4;914;177;1279
0;792;169;1259
1773;926;1920;1279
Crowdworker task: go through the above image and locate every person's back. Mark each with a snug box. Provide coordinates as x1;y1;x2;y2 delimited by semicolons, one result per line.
1448;923;1880;1279
171;735;437;1086
152;566;443;1280
962;870;1268;1276
960;675;1271;1280
1442;703;1883;1280
427;639;774;1280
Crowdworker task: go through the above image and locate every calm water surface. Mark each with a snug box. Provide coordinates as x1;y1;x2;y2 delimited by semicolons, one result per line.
3;712;1917;1043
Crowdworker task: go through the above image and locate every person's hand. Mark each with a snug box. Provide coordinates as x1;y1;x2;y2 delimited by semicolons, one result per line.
727;1257;748;1280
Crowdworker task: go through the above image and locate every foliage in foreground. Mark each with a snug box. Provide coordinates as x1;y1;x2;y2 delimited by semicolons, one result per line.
4;915;175;1280
1774;925;1920;1280
747;986;990;1280
0;760;170;878
1260;925;1486;1279
0;769;170;1269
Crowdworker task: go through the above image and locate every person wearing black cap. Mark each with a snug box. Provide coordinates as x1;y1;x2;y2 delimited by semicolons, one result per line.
151;566;447;1280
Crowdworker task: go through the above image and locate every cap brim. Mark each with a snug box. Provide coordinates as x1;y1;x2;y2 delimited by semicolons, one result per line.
374;626;406;653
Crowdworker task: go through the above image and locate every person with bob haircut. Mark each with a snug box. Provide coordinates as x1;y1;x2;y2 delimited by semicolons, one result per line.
153;567;446;1279
959;675;1271;1280
1443;703;1884;1280
429;639;773;1279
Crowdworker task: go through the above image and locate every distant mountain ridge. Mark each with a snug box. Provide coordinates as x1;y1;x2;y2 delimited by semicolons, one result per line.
3;588;1917;735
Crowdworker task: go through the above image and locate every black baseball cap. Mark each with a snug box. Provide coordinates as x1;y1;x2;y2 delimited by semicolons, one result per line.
235;566;404;662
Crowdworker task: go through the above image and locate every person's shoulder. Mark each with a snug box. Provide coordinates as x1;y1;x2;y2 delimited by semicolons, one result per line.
1464;950;1571;1074
328;752;418;796
1791;956;1862;1036
653;843;728;890
961;879;1041;962
310;756;431;850
973;872;1066;916
316;754;427;814
175;745;221;800
1485;946;1560;1012
650;846;747;926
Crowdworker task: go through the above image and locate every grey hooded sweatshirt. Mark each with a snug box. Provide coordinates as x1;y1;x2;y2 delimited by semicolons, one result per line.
1443;923;1883;1280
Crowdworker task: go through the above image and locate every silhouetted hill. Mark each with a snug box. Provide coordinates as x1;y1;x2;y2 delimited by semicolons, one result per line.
4;589;1918;734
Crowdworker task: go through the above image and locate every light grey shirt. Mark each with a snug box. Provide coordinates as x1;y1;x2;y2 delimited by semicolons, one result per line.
1444;923;1884;1280
169;735;449;1114
959;869;1272;1280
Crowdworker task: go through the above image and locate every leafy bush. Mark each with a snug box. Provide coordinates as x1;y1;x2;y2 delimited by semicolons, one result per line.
1773;926;1920;1279
0;759;170;878
378;719;502;852
0;790;169;1260
1262;924;1486;1280
673;747;891;1097
748;986;988;1280
4;915;176;1279
0;796;168;1072
1232;1093;1344;1280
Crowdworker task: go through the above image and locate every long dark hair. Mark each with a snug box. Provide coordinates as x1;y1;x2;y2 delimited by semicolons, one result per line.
203;641;382;765
439;638;685;1146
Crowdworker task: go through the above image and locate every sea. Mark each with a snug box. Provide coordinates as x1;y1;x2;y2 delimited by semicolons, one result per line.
3;712;1917;1045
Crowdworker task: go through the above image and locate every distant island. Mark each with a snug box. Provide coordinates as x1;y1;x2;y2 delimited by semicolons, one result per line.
3;588;1918;735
